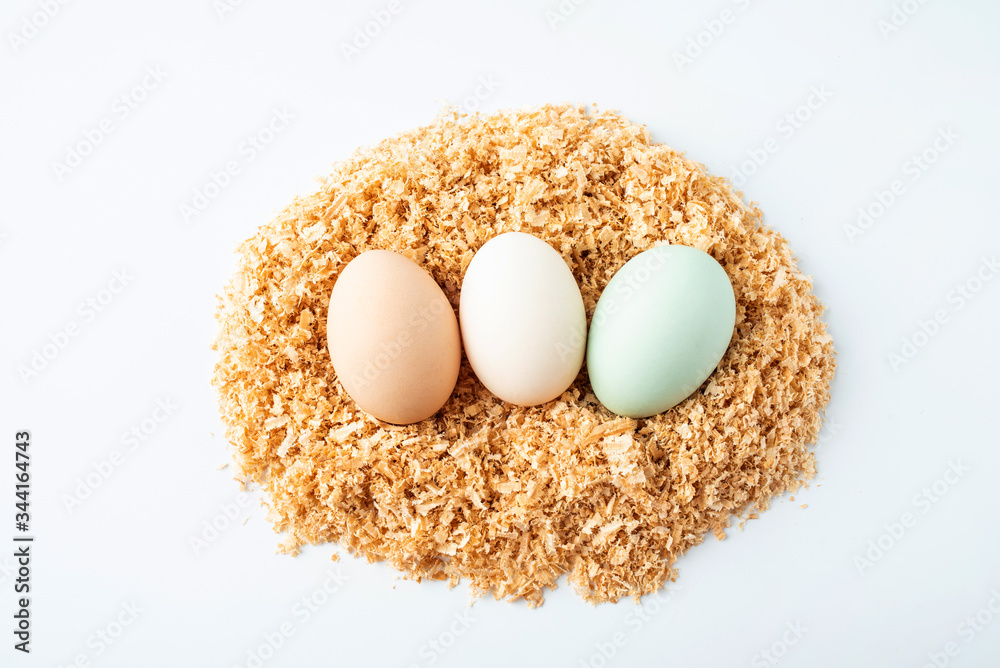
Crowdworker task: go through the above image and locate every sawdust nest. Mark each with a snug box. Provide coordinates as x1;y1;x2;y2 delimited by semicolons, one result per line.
212;104;836;607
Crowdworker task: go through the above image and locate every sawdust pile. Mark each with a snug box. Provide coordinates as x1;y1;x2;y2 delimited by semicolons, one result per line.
212;105;835;607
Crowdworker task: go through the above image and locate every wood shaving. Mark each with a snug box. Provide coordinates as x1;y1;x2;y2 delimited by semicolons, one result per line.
212;105;835;607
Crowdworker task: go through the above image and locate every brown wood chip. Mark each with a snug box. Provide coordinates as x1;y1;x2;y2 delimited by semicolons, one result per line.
212;105;836;607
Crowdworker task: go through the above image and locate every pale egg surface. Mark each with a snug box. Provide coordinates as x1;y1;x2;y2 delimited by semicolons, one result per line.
586;245;736;419
327;250;461;425
459;232;587;407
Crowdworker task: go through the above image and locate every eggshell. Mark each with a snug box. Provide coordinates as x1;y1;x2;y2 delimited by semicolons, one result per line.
586;245;736;418
327;250;461;425
459;232;586;406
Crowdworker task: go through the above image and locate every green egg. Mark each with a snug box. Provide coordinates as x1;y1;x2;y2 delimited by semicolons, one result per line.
586;245;736;418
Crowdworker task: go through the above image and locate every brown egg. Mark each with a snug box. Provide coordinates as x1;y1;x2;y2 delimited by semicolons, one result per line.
326;250;461;425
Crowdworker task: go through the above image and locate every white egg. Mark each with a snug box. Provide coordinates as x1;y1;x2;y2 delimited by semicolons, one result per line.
459;232;586;406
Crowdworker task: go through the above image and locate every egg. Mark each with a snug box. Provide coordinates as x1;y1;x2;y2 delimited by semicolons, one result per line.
459;232;587;406
326;250;461;425
586;245;736;418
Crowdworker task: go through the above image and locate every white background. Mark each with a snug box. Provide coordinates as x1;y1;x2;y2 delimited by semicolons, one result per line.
2;1;999;666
